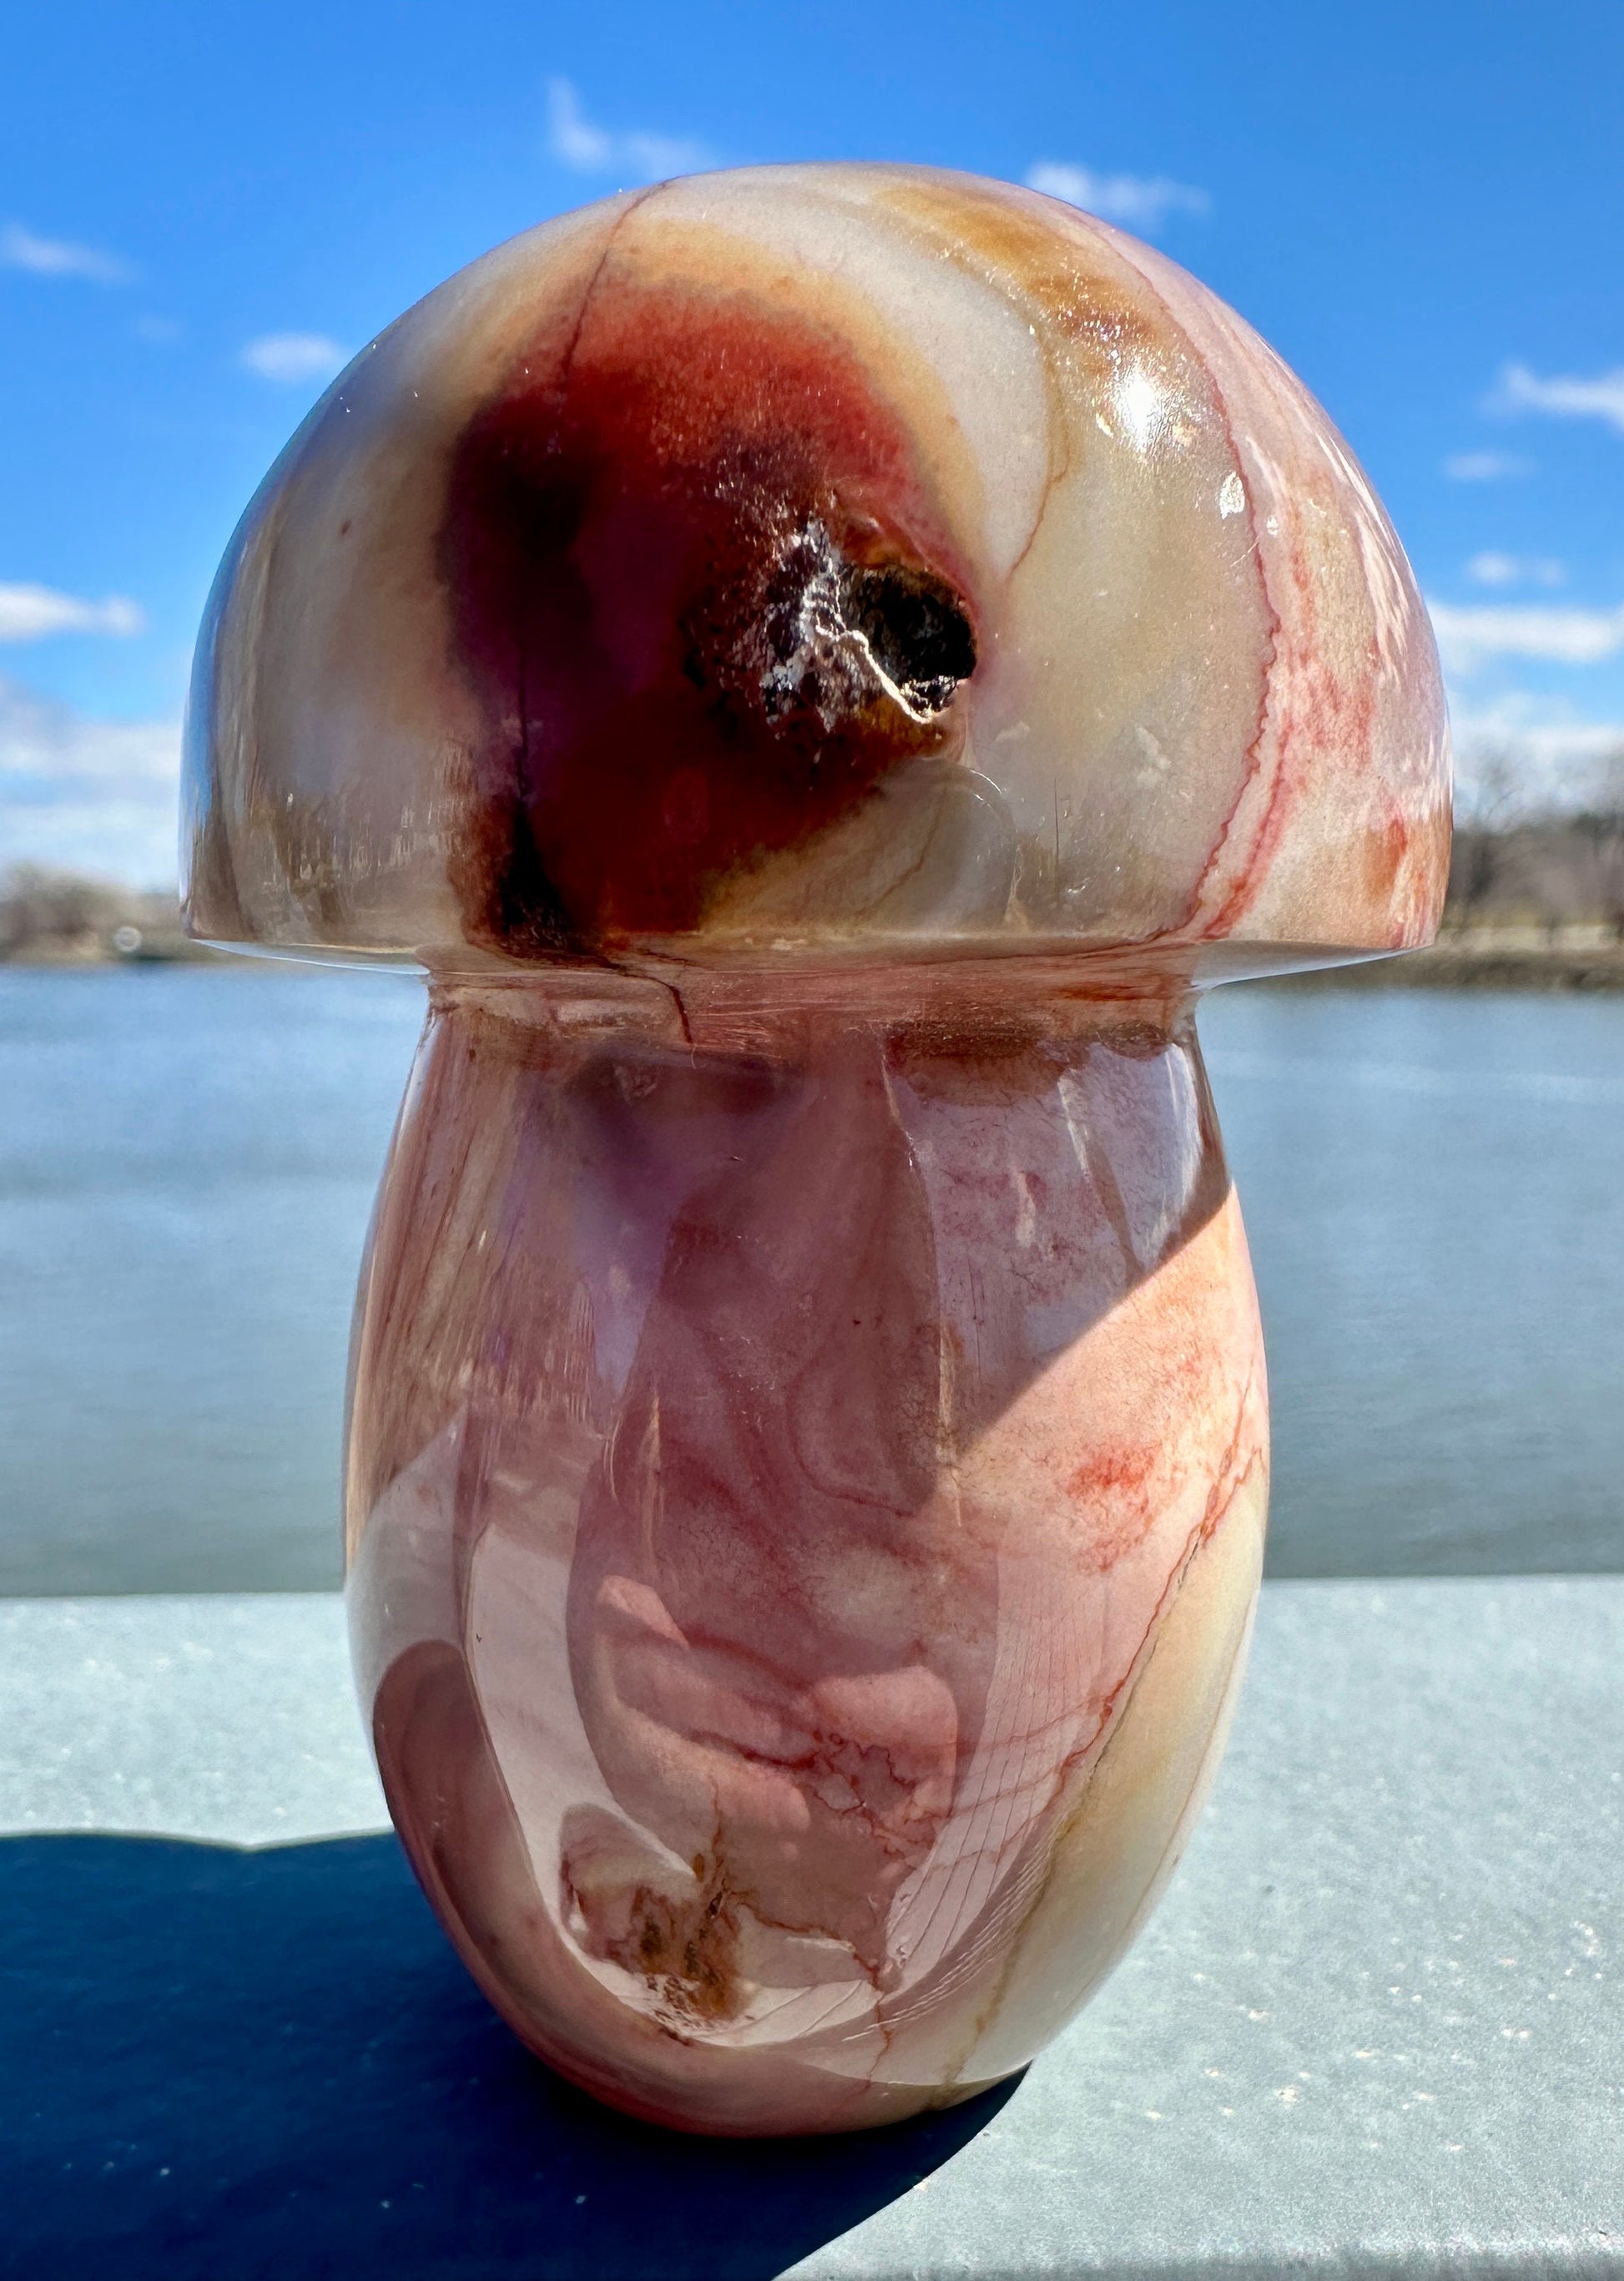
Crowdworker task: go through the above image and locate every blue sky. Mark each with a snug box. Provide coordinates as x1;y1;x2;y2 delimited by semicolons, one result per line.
3;0;1621;882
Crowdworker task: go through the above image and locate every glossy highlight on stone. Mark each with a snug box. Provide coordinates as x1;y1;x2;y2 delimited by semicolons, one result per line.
183;165;1450;2135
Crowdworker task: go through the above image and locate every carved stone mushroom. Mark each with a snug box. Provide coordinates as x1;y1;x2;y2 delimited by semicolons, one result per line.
184;164;1450;2137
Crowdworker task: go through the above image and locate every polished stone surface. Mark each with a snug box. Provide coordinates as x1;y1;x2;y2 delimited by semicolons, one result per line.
5;1577;1620;2274
178;165;1450;2134
345;986;1270;2132
184;165;1447;976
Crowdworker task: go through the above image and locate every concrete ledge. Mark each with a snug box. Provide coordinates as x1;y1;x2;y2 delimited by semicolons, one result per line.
0;1590;385;1843
4;1577;1621;2276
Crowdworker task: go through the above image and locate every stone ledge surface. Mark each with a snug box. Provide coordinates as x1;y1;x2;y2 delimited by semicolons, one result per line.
4;1577;1621;2277
0;1589;386;1844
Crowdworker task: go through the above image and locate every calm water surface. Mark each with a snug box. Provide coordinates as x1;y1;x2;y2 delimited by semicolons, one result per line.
1;966;1619;1592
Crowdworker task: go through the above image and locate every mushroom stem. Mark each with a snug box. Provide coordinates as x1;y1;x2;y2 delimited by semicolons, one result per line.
345;974;1268;2134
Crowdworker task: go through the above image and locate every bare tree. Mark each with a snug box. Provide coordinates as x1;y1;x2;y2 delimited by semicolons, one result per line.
0;865;188;961
1447;749;1523;929
1571;746;1624;941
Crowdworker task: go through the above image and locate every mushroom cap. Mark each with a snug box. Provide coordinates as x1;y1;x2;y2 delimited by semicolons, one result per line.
183;164;1450;982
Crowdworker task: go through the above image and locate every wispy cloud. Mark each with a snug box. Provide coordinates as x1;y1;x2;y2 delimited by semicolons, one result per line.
1428;598;1624;672
0;584;145;643
1025;161;1209;234
240;332;348;386
1444;451;1534;482
544;77;710;182
0;675;179;886
1466;553;1566;589
1490;361;1624;437
1;220;134;284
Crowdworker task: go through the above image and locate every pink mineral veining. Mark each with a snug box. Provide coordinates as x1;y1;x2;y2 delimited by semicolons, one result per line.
182;164;1450;2136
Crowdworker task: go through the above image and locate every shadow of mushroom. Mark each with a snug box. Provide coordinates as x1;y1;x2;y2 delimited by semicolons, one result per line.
0;1830;1020;2280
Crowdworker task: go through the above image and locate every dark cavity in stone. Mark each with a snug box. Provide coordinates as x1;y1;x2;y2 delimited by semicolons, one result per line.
754;519;976;732
840;560;976;719
436;280;976;958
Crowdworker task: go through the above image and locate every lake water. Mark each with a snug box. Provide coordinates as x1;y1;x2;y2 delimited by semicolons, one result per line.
1;966;1620;1593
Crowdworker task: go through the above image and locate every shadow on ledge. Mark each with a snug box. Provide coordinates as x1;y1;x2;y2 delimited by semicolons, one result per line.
0;1834;1018;2281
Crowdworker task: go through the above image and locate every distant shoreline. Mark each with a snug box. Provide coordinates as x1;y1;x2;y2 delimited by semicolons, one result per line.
1;932;228;968
1273;931;1624;992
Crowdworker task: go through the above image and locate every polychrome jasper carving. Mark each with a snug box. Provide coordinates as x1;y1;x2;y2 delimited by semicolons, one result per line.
183;164;1450;2136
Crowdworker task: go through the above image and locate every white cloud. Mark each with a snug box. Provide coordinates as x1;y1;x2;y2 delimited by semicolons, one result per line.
544;77;710;182
0;585;146;643
1444;451;1533;482
0;675;180;886
1466;553;1566;589
240;331;348;385
1025;161;1209;233
1428;598;1624;671
0;220;134;284
1491;361;1624;437
1451;693;1624;815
